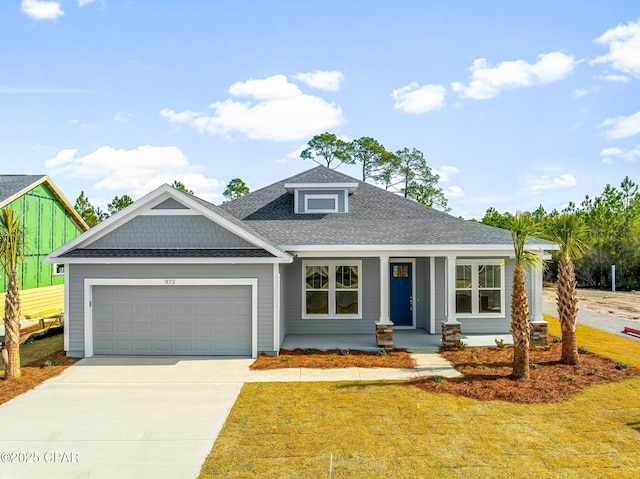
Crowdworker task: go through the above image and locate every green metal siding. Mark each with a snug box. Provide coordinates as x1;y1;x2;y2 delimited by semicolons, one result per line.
0;183;83;291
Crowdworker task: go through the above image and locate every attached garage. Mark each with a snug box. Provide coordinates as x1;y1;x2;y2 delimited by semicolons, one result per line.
93;285;252;356
84;278;259;357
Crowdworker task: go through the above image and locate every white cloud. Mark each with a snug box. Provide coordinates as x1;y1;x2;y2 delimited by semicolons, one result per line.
600;145;640;163
600;111;640;139
391;83;446;113
573;88;588;98
445;185;465;198
21;0;63;20
592;19;640;78
161;74;344;142
451;52;575;100
434;165;460;182
78;0;98;5
293;71;344;91
276;143;308;164
45;146;222;202
526;174;577;192
113;111;131;122
597;73;631;82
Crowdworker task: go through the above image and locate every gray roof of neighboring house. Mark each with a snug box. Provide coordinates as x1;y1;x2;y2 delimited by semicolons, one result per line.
0;175;46;204
60;248;274;258
220;166;555;247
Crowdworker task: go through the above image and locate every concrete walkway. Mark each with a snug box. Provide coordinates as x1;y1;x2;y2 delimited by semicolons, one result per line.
543;301;640;340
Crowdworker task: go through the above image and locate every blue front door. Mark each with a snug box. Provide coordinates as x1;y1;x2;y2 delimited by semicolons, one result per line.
390;262;413;327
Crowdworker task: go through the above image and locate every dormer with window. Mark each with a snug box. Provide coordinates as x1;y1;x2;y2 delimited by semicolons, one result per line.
284;182;358;214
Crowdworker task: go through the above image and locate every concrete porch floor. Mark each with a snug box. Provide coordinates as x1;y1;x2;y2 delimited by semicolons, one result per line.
281;329;514;351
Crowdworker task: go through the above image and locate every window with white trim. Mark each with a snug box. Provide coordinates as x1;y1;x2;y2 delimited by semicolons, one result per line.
53;263;65;276
304;194;339;213
303;260;361;318
456;260;504;316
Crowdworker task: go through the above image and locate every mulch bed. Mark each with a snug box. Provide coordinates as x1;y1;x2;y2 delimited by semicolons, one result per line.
250;348;416;370
412;337;640;403
0;351;80;406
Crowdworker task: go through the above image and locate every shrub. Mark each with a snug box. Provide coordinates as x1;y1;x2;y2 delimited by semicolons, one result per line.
552;335;563;343
338;349;349;356
305;348;314;355
494;338;505;350
42;359;55;368
376;348;388;356
615;362;628;370
279;356;292;363
432;376;445;384
474;364;489;370
578;346;589;354
529;363;541;370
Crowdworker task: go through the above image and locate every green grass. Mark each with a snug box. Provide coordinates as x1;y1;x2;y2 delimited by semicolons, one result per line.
200;322;640;478
19;334;63;365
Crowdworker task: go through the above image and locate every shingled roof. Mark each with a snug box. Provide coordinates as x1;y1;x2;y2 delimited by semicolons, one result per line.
220;166;554;248
0;175;46;205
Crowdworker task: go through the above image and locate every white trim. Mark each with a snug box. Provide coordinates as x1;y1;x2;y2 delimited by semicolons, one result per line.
53;263;65;276
454;259;506;319
301;260;363;319
284;182;358;193
281;244;557;254
446;255;458;324
429;256;435;334
389;259;416;329
63;264;69;352
54;257;290;265
83;278;259;358
379;255;390;324
273;264;280;352
303;193;339;214
530;260;544;322
46;184;292;262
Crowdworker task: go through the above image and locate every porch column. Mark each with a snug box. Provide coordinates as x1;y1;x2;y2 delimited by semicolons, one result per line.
441;254;461;347
530;259;547;347
379;255;390;324
445;255;458;324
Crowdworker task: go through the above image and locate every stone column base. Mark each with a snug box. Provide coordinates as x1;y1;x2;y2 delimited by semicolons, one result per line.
441;321;461;347
375;322;394;348
530;320;548;347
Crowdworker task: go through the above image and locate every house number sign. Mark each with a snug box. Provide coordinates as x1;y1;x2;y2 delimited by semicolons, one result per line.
164;279;176;285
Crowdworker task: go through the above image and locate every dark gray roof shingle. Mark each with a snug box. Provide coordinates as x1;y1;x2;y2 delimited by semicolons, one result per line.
61;248;274;258
220;166;554;247
0;175;45;204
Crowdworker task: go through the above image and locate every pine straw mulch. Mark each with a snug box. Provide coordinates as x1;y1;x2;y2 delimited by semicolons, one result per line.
412;337;640;403
0;350;80;406
250;348;416;370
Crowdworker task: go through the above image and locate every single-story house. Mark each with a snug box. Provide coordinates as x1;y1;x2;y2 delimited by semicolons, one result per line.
46;166;555;358
1;175;88;316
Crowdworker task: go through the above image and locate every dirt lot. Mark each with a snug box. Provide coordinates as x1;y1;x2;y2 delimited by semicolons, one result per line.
543;287;640;322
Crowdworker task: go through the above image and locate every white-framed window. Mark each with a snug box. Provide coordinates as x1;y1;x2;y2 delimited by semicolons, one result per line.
53;263;65;276
455;260;504;317
302;260;362;319
304;194;339;213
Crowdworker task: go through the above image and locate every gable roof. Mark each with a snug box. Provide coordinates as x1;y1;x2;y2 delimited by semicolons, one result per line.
220;166;556;251
46;183;291;263
0;175;88;231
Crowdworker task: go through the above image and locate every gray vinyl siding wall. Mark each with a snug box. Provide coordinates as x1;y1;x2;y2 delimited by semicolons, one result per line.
88;215;254;249
66;263;274;357
279;264;287;345
296;190;346;213
284;257;379;334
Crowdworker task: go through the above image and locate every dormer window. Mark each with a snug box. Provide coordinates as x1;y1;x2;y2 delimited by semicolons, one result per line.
305;194;339;213
284;182;358;215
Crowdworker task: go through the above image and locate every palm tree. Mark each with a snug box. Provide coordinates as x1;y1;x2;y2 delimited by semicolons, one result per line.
508;212;544;380
547;214;588;365
0;208;26;379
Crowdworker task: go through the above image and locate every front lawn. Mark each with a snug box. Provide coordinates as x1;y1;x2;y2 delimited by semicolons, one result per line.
200;318;640;478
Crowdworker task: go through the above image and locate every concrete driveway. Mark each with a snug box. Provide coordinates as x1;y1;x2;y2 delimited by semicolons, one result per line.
0;356;254;479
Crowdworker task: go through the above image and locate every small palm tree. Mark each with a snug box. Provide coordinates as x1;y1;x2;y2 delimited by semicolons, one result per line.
0;208;26;379
547;214;588;365
509;212;544;380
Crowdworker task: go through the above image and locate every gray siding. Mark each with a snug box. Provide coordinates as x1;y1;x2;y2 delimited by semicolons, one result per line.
279;264;287;344
284;257;379;335
66;263;274;357
87;215;254;249
296;190;346;213
152;198;188;209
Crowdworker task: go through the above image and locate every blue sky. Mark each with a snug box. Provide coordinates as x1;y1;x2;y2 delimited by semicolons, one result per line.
2;1;639;218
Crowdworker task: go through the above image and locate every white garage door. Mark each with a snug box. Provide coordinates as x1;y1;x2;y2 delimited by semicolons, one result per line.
93;285;251;355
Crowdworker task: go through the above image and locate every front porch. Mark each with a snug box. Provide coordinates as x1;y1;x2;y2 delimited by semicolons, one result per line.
281;329;514;352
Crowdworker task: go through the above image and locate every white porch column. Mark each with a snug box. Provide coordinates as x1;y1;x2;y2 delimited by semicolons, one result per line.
379;255;391;324
446;254;458;324
530;260;544;322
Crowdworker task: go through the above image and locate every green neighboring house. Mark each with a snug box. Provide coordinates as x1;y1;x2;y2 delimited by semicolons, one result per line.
0;175;88;295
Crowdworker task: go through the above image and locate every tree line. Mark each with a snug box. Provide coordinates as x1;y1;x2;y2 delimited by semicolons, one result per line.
478;176;640;290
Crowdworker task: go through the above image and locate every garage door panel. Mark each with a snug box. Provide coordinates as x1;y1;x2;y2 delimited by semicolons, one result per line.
93;285;251;356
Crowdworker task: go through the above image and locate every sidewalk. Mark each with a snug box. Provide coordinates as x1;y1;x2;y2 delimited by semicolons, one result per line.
542;301;640;340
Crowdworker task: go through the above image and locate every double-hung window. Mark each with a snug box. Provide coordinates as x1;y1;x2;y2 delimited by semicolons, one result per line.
455;260;504;317
303;260;361;318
